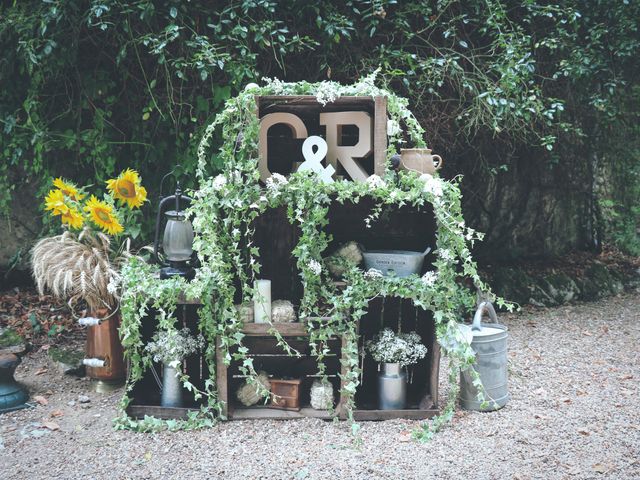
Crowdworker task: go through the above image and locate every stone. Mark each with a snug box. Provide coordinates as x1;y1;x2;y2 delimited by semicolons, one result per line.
78;395;90;404
236;371;270;407
0;328;27;356
48;347;85;377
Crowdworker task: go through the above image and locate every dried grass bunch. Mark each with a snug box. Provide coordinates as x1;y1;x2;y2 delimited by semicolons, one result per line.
31;228;124;312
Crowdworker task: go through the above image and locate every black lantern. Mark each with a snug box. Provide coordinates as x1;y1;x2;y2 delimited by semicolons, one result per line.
153;173;195;280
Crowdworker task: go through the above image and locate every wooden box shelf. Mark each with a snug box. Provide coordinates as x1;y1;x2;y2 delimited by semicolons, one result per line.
216;322;348;420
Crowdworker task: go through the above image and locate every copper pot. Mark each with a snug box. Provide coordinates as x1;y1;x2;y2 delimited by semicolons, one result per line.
84;309;125;381
400;148;443;175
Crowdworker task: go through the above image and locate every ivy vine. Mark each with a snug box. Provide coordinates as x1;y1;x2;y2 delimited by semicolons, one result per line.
118;74;511;439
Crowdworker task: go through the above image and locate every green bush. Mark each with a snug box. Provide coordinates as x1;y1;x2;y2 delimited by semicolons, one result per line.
1;1;638;247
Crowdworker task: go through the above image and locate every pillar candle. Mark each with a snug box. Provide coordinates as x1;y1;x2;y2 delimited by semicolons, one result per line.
253;279;272;323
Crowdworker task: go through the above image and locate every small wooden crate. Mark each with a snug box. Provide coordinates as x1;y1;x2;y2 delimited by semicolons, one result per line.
270;378;302;410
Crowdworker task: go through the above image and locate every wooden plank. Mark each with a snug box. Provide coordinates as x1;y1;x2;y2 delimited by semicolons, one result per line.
215;337;229;418
353;408;439;421
258;95;375;105
176;293;203;305
373;96;388;177
126;405;196;420
241;323;309;336
231;406;333;420
422;341;441;410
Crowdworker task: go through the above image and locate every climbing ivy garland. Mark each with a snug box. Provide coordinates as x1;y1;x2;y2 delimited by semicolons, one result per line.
116;73;511;439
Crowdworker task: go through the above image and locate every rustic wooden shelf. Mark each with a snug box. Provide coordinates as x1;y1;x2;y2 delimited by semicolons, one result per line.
241;322;309;336
126;404;198;420
352;408;439;421
231;405;333;420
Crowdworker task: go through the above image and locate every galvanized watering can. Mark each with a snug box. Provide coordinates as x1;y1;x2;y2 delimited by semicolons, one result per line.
459;301;510;411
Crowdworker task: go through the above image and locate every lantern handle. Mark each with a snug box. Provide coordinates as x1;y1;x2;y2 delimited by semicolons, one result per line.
153;195;175;266
159;165;182;199
472;301;498;331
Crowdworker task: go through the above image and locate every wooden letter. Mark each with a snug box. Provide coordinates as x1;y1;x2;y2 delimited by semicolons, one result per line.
258;113;308;182
319;111;373;182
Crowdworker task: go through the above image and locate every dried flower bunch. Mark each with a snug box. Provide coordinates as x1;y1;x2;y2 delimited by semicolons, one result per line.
366;328;428;367
145;328;206;366
32;229;121;311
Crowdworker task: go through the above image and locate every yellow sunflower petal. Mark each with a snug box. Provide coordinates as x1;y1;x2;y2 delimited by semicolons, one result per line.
53;178;85;201
60;207;84;229
108;169;146;209
84;195;123;235
44;189;69;216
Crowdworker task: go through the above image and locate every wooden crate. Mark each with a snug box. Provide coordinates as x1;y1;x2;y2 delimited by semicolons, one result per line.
216;322;348;420
256;95;388;181
126;299;210;420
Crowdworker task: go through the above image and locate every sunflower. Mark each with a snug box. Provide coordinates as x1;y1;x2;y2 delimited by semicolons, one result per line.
44;189;69;216
106;169;147;209
53;178;85;201
84;196;124;235
60;207;84;229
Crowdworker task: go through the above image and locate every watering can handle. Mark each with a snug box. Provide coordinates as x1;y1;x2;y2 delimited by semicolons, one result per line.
472;301;498;331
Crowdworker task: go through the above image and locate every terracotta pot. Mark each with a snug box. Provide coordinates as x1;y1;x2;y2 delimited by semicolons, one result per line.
85;309;126;381
400;148;443;175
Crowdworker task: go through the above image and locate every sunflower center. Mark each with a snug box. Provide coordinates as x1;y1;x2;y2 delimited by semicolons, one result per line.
116;179;136;198
96;209;113;223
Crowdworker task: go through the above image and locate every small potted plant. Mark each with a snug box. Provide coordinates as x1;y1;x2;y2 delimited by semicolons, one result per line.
145;328;205;408
366;328;428;410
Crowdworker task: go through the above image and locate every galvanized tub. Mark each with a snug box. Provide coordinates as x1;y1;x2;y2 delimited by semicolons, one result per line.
362;247;431;277
460;301;509;411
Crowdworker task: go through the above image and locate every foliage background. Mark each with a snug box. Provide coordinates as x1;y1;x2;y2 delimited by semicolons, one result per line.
1;0;639;268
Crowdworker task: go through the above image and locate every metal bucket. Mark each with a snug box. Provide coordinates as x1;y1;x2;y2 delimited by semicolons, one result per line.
362;247;431;277
460;301;509;411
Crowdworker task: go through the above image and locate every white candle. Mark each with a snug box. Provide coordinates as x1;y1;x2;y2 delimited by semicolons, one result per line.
253;279;272;323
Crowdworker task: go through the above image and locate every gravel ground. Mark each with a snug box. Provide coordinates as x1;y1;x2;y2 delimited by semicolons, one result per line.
1;293;639;479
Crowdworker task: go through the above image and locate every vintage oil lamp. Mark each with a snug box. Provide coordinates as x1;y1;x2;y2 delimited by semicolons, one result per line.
153;174;195;280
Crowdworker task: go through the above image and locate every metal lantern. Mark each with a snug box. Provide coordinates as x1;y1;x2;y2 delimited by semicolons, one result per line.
153;174;195;280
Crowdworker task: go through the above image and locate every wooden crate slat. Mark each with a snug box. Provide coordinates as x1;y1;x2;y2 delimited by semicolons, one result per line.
352;408;439;421
231;406;333;420
126;405;197;420
241;322;309;336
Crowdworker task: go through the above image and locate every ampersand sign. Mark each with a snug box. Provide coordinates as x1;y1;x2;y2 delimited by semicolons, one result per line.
297;136;335;184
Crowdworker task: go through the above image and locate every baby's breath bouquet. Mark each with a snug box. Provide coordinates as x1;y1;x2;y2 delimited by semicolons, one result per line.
145;328;205;366
366;328;428;367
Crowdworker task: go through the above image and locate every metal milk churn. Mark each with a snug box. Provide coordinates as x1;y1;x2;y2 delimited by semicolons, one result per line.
460;301;510;411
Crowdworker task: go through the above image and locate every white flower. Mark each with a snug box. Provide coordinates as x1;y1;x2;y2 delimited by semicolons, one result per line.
366;174;386;188
145;328;205;364
308;259;322;275
420;173;443;198
387;118;401;136
389;190;398;200
106;276;119;295
315;81;341;106
438;248;453;261
266;173;288;194
212;174;227;191
365;328;428;367
244;82;260;91
364;268;384;279
421;271;437;286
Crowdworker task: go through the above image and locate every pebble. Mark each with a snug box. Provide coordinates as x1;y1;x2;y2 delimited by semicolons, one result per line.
0;293;638;479
78;395;90;404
